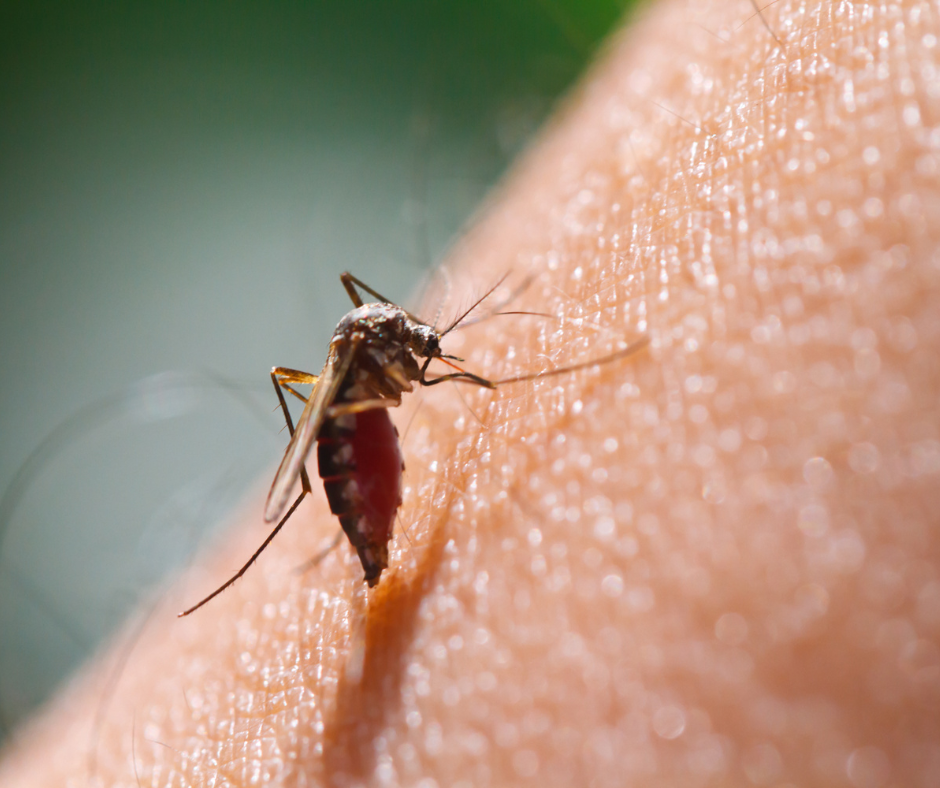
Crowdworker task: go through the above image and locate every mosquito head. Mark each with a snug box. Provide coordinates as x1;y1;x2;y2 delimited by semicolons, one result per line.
405;320;442;360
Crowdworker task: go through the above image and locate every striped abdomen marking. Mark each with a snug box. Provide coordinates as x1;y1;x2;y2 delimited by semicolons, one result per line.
317;407;403;586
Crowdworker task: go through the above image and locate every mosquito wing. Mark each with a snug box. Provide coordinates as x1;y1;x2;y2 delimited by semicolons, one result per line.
264;340;358;522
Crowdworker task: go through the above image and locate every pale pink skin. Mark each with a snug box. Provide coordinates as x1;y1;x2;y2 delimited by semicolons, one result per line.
2;0;940;786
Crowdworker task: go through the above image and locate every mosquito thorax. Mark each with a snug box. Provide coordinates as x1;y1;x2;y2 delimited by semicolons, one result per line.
331;302;441;360
334;302;398;333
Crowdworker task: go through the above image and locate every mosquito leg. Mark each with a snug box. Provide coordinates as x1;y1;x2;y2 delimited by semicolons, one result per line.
177;489;309;617
272;367;318;405
340;273;366;307
342;271;404;307
493;335;651;385
421;335;651;388
418;356;495;388
421;371;495;388
323;398;399;419
270;370;314;498
426;373;494;387
341;272;431;326
177;371;324;616
279;384;308;405
272;366;318;384
292;529;344;575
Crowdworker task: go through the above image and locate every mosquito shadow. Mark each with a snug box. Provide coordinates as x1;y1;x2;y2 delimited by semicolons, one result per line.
317;503;453;784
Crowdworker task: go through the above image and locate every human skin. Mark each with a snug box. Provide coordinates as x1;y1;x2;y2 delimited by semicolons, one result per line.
2;0;940;784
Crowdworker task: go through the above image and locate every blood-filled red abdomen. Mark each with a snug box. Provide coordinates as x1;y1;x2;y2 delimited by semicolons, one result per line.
350;408;403;548
317;406;403;586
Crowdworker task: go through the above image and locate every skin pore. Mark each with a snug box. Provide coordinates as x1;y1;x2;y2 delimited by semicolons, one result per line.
2;0;939;784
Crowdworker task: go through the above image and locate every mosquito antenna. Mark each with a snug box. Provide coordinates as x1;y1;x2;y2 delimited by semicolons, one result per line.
449;273;541;329
450;310;556;335
441;273;511;335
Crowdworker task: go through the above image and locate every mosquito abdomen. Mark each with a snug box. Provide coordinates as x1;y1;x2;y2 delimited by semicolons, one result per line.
317;407;403;586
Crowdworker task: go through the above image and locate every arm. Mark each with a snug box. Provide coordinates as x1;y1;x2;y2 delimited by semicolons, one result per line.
2;0;938;785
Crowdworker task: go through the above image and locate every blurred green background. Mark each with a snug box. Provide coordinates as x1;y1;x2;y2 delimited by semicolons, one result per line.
0;1;632;742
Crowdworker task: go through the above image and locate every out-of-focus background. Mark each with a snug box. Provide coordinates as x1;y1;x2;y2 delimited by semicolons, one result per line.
0;1;633;742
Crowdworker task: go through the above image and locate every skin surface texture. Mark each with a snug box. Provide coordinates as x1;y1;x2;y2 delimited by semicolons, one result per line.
1;0;939;785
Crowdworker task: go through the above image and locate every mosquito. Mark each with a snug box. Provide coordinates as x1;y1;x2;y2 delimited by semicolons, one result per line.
179;272;649;616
